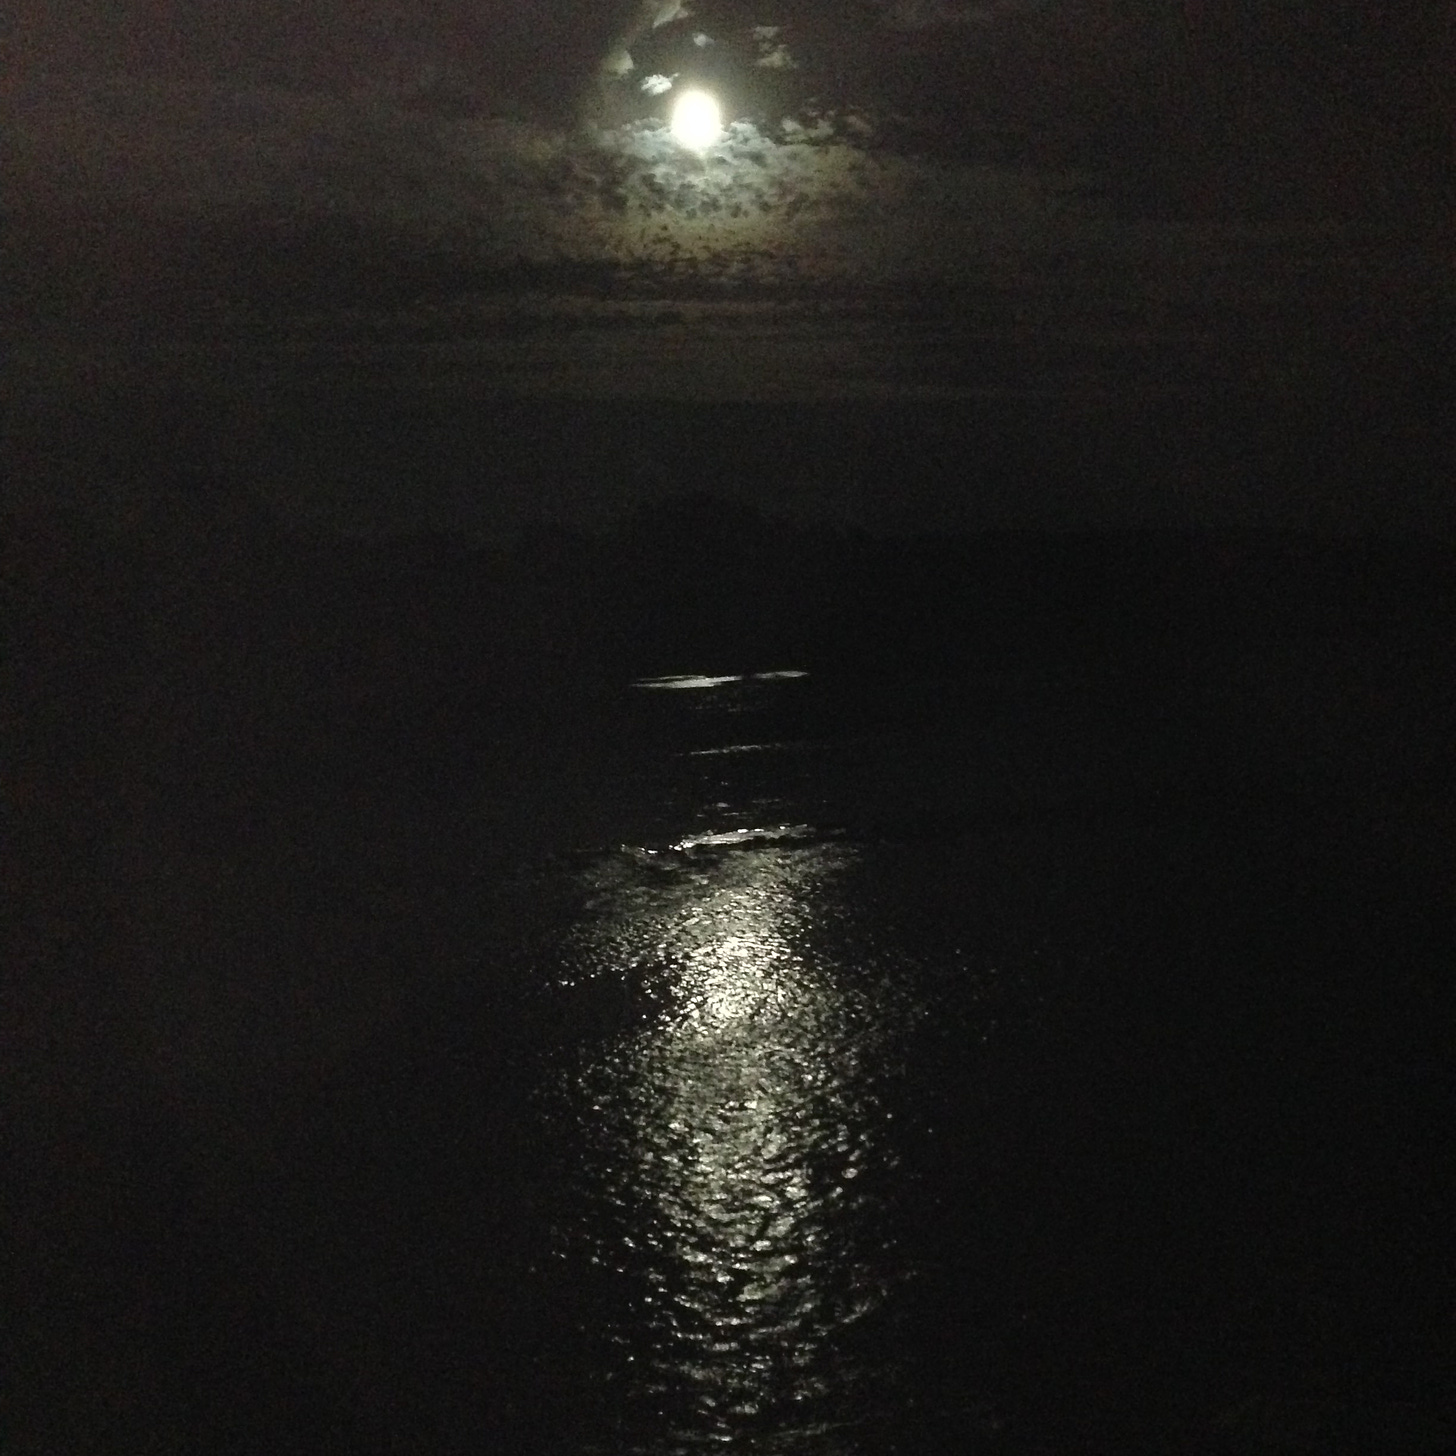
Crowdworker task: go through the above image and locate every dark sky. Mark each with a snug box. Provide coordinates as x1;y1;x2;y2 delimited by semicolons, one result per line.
10;1;1446;213
4;2;1451;533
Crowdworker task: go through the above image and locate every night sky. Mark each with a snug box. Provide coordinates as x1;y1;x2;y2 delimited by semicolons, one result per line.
4;3;1452;531
7;14;1455;1456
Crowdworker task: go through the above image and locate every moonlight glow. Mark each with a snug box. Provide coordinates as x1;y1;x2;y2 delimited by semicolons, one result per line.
671;89;722;151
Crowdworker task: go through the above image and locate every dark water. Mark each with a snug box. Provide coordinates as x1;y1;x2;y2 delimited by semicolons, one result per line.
14;659;1450;1454
290;665;1441;1455
449;674;1051;1454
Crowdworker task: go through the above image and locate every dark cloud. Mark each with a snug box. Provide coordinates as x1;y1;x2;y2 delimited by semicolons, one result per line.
877;0;1053;31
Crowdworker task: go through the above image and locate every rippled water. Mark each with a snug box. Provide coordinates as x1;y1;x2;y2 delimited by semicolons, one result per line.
458;668;1093;1455
59;660;1438;1456
435;662;1438;1456
545;833;913;1452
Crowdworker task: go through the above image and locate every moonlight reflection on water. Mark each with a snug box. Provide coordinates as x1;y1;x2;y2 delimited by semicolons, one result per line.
551;836;912;1451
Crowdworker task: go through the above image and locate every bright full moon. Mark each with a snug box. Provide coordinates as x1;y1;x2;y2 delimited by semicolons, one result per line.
671;90;722;151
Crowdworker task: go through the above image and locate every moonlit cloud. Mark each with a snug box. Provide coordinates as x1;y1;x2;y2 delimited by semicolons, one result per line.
600;0;695;85
879;0;1051;28
4;73;1098;286
755;44;796;70
739;28;798;74
650;0;692;29
779;115;836;143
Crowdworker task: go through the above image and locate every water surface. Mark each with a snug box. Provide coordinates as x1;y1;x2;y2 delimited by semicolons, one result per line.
18;657;1447;1456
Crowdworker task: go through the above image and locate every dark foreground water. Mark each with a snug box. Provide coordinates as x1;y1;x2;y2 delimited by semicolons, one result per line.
11;655;1452;1455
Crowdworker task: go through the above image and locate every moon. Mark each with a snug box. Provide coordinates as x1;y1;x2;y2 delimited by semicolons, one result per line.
671;89;722;151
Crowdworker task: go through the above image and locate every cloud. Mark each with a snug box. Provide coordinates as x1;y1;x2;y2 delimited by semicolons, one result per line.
3;73;1103;292
640;73;676;95
879;0;1050;29
748;24;795;71
779;116;836;143
601;0;695;83
650;0;692;29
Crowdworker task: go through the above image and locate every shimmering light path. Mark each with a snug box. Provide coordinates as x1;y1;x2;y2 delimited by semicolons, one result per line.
548;834;914;1451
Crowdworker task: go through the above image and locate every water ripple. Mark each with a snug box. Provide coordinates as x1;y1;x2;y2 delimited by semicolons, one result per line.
545;836;914;1452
